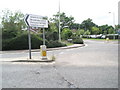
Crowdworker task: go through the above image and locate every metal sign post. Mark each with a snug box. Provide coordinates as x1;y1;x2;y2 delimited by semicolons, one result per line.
43;28;45;45
28;26;32;59
24;14;48;60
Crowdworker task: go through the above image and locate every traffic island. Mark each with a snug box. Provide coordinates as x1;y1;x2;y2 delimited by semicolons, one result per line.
2;44;85;63
10;59;55;63
10;45;56;63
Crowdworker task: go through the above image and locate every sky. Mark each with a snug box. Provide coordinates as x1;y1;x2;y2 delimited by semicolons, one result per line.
0;0;119;26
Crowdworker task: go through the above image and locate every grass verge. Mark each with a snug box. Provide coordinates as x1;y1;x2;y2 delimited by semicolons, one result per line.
82;38;118;41
62;40;74;46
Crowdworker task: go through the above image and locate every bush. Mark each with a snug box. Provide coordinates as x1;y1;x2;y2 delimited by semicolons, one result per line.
72;37;84;44
47;40;66;48
45;31;59;41
2;33;67;50
2;33;43;50
106;34;119;39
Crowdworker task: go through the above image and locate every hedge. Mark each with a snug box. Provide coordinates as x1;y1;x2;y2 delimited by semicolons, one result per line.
2;33;43;50
72;36;84;44
2;33;66;50
47;40;66;48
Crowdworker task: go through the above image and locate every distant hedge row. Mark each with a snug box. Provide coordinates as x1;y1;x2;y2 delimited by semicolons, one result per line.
106;35;119;39
72;36;84;44
2;33;66;50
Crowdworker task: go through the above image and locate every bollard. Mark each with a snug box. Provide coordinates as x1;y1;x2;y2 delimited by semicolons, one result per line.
40;45;47;60
106;38;109;42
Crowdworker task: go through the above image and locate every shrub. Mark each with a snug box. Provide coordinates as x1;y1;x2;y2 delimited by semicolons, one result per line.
2;39;13;50
47;40;66;48
2;33;67;50
106;34;119;39
72;37;84;44
45;31;59;41
2;33;43;50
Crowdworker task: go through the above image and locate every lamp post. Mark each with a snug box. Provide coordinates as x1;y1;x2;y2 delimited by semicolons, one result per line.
109;12;116;39
58;0;61;42
109;12;115;28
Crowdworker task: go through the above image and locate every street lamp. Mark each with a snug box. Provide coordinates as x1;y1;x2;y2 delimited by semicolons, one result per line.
109;12;115;28
109;12;116;39
58;0;61;42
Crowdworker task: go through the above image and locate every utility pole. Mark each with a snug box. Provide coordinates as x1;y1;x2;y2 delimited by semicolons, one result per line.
58;0;61;42
109;12;116;39
119;1;120;25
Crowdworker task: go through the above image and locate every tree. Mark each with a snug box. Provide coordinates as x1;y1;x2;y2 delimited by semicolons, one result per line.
115;24;120;30
69;23;80;30
50;12;75;31
108;28;115;34
61;28;72;40
76;29;84;37
49;22;58;32
80;18;97;33
84;30;90;38
84;30;90;35
115;25;120;34
91;26;100;35
99;24;114;34
2;10;26;39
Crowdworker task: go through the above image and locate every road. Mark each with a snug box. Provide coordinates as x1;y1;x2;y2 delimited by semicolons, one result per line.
1;40;118;88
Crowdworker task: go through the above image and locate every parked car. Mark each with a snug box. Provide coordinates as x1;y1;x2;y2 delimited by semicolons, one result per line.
101;35;106;39
90;35;102;38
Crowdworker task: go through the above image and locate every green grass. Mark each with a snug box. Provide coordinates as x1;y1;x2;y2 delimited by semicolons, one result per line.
82;38;118;41
82;38;106;40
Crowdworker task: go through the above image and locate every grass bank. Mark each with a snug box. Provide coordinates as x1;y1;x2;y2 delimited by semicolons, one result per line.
82;38;118;41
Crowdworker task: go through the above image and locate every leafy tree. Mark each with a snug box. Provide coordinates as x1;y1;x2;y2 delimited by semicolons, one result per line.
84;30;90;38
103;30;107;35
91;26;100;35
115;25;120;34
99;24;114;34
84;30;90;35
69;23;80;30
61;28;72;40
76;29;84;37
115;24;120;30
50;12;75;31
49;22;58;32
80;18;97;33
2;10;26;39
108;28;115;34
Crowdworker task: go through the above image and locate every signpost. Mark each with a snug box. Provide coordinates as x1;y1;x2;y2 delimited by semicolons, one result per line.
25;14;48;59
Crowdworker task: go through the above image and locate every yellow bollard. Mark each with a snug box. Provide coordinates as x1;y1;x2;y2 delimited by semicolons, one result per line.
40;45;47;60
106;38;109;42
42;51;46;56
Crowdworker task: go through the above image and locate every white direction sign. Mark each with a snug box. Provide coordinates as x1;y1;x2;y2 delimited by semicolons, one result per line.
25;14;48;28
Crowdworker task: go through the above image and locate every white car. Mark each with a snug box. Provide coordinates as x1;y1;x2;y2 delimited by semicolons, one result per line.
101;35;106;39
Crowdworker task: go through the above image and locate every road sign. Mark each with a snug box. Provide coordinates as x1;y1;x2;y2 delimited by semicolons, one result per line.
24;14;48;59
25;14;48;28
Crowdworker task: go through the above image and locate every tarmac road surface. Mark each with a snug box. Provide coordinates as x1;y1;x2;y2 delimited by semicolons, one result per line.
1;40;118;88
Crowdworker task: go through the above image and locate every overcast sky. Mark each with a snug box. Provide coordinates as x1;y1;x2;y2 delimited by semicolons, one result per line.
0;0;119;26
